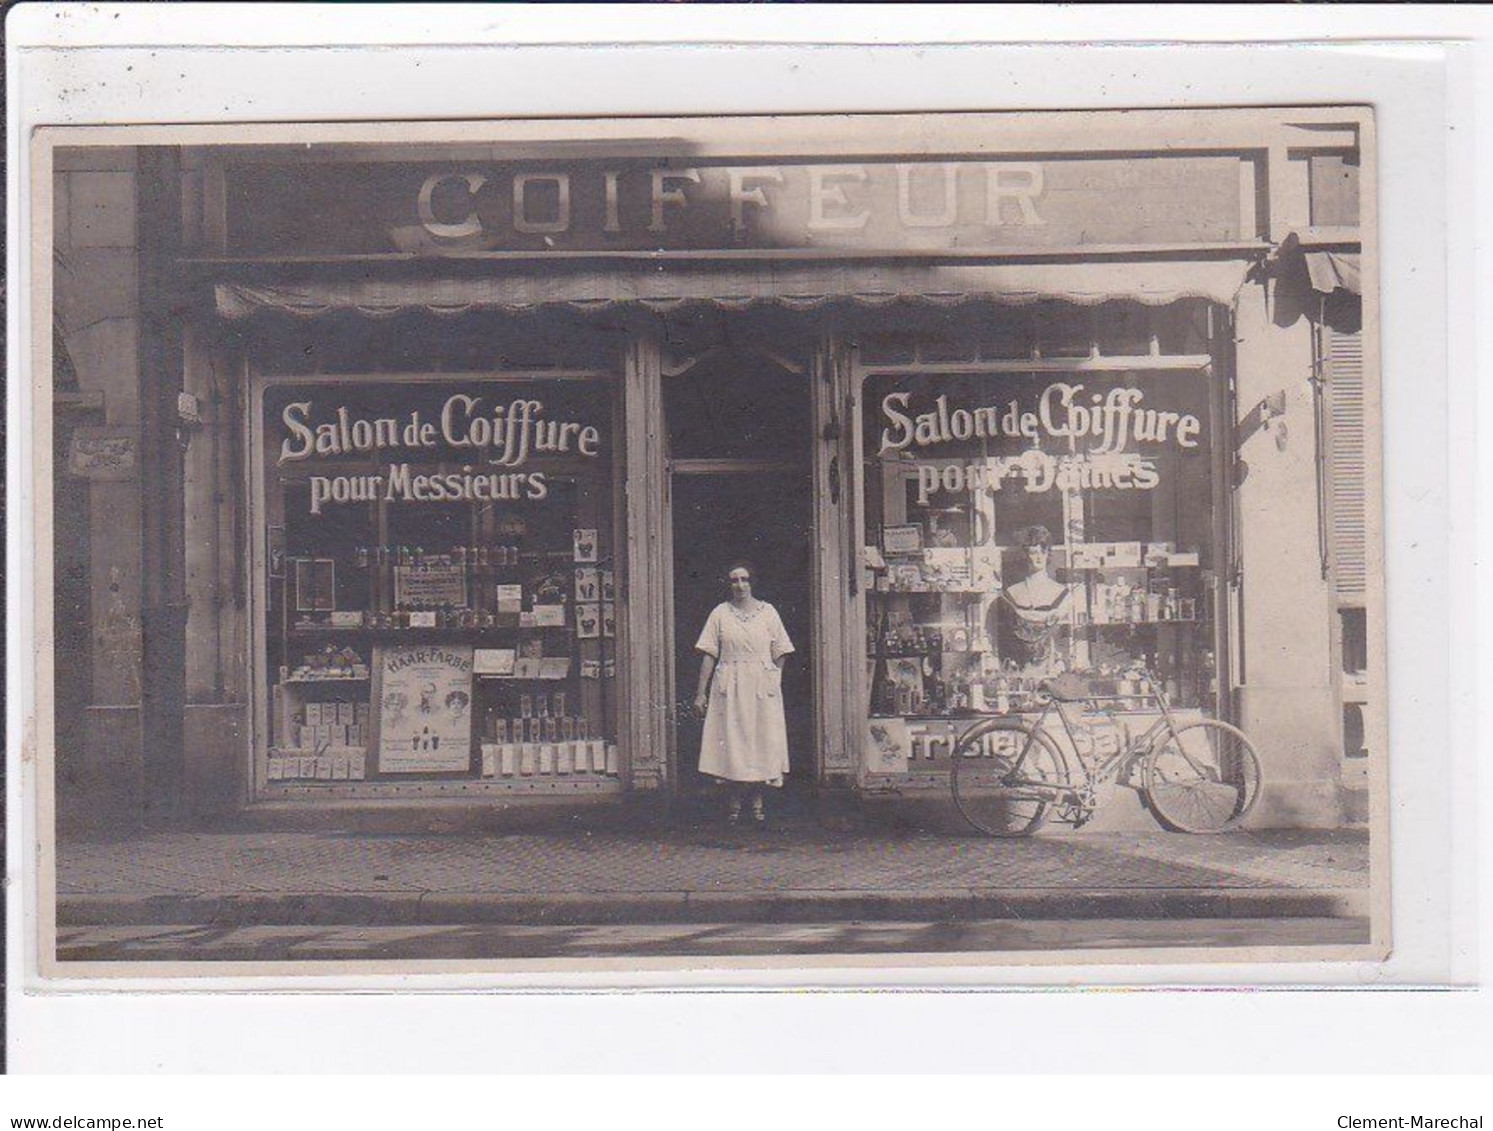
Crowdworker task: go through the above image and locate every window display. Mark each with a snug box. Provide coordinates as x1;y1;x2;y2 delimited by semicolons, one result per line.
863;357;1223;762
259;378;619;787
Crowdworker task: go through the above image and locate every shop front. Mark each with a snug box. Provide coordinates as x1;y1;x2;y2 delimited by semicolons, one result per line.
67;109;1366;826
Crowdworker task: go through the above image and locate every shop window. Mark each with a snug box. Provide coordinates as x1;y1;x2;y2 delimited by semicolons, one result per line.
862;360;1221;769
259;377;619;787
1309;152;1360;228
1340;607;1368;675
1152;299;1212;356
1093;302;1154;359
663;350;810;462
1033;303;1094;358
857;332;918;366
913;309;984;363
976;309;1038;361
1342;703;1367;759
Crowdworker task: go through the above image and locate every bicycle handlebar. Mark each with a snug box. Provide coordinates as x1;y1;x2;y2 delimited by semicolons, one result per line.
1032;669;1166;707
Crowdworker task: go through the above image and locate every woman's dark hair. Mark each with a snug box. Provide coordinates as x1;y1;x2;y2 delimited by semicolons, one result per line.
723;560;758;585
1014;525;1054;550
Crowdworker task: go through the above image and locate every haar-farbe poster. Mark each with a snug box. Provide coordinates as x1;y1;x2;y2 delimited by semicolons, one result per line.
373;645;475;773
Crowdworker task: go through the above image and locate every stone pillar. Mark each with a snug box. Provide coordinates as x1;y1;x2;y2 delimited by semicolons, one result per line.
182;321;251;814
54;146;146;822
1232;277;1346;827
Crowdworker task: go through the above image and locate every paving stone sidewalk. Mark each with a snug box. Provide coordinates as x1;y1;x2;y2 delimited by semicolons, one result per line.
56;823;1372;927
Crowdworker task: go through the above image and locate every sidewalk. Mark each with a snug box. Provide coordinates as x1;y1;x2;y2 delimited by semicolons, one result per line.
56;818;1372;929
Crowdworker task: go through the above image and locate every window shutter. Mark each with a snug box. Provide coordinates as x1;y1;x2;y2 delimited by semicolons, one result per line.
1325;328;1367;597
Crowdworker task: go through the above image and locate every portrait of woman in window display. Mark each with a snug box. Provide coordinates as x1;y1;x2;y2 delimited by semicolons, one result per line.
692;561;795;827
993;525;1073;673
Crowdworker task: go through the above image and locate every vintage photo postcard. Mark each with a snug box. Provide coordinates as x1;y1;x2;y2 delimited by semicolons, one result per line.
29;107;1386;977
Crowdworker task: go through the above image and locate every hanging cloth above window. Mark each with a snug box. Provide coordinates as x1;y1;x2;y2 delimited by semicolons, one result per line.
1302;250;1361;297
214;260;1255;320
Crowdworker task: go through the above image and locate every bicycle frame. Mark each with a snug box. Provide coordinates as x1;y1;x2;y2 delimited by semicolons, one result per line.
999;680;1188;823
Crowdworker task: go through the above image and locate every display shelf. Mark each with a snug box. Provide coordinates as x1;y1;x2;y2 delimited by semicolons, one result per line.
1082;618;1204;628
288;625;574;638
271;745;368;756
281;673;370;684
260;778;626;799
876;587;988;596
475;674;574;682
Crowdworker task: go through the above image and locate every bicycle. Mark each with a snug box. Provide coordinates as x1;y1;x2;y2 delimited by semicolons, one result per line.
948;671;1262;837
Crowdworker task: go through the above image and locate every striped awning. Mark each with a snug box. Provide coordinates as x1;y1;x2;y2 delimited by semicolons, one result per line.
215;260;1254;319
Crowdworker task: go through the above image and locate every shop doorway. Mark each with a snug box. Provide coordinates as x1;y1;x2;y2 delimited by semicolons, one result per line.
663;344;816;807
670;470;815;798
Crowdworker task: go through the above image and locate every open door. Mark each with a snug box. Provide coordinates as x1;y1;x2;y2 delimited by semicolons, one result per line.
663;348;815;810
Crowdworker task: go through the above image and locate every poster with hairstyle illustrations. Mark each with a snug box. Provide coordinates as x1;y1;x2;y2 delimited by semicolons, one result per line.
372;645;475;773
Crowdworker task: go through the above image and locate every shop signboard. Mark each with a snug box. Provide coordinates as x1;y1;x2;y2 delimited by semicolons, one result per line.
373;645;475;774
226;154;1246;257
66;427;138;481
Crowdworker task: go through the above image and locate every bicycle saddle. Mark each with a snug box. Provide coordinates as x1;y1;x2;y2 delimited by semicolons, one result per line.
1039;673;1101;702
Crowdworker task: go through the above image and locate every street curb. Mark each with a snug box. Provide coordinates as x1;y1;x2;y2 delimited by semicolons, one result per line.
57;886;1371;928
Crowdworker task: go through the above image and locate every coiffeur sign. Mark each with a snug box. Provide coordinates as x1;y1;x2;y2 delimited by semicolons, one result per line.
226;155;1245;256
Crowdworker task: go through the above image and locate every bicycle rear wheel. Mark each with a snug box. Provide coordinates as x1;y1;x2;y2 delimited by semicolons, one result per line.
950;720;1066;838
1142;720;1262;834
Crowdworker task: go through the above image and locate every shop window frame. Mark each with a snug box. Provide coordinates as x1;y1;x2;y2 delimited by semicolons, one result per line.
847;305;1236;787
244;365;623;802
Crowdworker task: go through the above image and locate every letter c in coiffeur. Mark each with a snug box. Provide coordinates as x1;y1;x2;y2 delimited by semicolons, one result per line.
418;173;487;240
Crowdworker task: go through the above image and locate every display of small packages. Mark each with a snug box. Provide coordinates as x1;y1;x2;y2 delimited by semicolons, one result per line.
1086;571;1196;625
479;691;615;778
920;548;975;592
295;699;372;750
268;750;368;782
287;644;369;681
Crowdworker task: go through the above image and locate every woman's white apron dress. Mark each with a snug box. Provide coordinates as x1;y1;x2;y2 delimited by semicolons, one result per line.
695;601;795;785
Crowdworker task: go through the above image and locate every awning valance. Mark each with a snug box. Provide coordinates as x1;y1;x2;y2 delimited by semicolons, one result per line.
214;260;1254;320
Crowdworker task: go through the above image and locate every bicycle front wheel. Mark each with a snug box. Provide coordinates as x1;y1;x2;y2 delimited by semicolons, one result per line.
1142;720;1262;834
950;720;1067;838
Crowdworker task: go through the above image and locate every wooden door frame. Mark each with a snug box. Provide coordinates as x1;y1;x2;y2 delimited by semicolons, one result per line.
657;345;841;791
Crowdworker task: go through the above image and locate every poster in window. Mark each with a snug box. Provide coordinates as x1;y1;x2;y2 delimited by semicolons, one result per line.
576;603;601;639
267;524;287;581
572;528;599;563
473;648;516;676
394;562;468;610
865;718;911;774
373;644;475;774
294;558;337;612
882;523;923;555
575;567;600;602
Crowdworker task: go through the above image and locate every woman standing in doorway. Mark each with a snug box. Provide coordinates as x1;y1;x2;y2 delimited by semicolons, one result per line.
692;561;795;826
